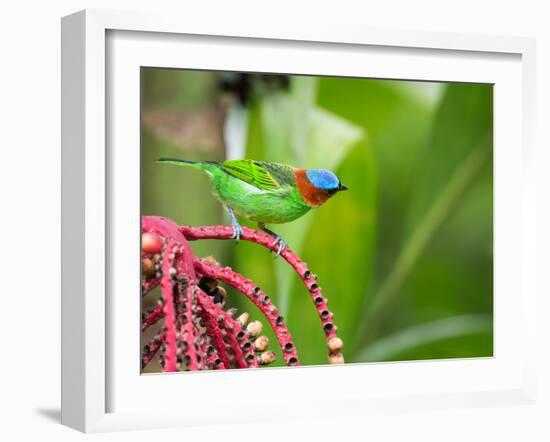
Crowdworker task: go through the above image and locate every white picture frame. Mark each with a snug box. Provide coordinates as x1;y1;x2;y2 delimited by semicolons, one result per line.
61;9;537;433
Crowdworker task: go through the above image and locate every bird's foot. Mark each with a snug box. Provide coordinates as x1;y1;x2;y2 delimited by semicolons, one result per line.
227;206;243;243
271;235;287;257
230;222;244;243
258;223;286;257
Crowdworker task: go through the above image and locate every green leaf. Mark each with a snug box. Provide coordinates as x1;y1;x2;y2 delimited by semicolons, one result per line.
354;314;493;362
405;84;493;231
317;78;438;287
358;83;493;346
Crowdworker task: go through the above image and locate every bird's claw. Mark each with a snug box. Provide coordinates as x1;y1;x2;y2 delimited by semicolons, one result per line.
230;223;243;243
271;236;286;257
227;207;243;243
258;223;287;257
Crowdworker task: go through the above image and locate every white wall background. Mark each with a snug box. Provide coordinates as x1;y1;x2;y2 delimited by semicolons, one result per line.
0;1;548;440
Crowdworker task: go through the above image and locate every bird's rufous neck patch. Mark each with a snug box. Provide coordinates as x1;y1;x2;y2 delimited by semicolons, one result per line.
295;169;330;207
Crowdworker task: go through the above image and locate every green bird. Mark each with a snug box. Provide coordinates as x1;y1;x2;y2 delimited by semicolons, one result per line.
156;158;348;255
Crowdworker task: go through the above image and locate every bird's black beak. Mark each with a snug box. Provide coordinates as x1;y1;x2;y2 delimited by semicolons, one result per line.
338;184;348;191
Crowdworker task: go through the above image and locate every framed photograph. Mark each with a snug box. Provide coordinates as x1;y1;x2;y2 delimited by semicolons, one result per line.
61;9;537;432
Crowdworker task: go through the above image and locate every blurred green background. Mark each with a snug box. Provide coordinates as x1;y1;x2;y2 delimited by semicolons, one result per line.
141;68;493;369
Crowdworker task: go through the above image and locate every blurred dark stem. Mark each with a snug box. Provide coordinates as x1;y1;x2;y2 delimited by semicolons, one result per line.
219;73;289;105
354;133;492;351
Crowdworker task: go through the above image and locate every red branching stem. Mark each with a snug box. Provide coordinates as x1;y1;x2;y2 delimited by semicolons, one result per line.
205;344;223;370
202;312;230;370
172;257;199;371
142;303;165;331
142;216;343;372
197;290;259;369
191;298;211;370
159;241;179;372
143;216;201;371
223;327;247;368
194;257;299;366
142;277;160;296
180;225;339;341
142;329;166;369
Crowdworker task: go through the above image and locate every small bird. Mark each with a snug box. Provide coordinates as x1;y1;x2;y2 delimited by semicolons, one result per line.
156;158;348;255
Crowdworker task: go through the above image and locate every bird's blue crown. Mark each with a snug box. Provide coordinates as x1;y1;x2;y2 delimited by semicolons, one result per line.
306;169;340;190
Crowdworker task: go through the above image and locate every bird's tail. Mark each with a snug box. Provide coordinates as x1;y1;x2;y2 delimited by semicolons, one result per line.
156;157;221;173
155;158;202;168
156;158;222;181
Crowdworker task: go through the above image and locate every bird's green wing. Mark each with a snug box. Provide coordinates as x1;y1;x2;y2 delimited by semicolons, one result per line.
220;160;295;191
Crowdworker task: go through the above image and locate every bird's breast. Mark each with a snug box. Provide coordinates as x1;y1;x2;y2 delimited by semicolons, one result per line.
212;175;309;224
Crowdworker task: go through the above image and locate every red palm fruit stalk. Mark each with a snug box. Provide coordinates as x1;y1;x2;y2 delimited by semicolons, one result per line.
142;303;164;332
142;329;166;369
143;217;201;371
189;299;210;370
142;216;344;371
142;277;160;297
205;344;223;370
171;255;200;371
159;241;180;372
179;225;341;343
197;289;259;368
203;336;225;370
200;309;231;369
194;257;299;366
